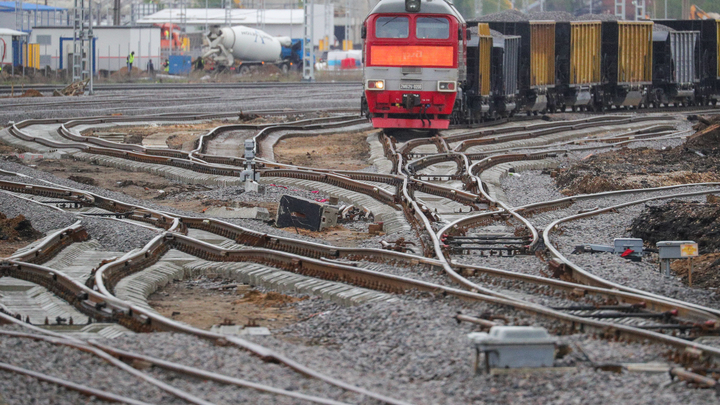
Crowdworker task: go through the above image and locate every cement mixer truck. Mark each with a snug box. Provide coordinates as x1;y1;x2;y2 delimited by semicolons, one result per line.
202;25;302;74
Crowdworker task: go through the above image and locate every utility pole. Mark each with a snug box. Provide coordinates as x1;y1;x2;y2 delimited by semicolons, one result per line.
302;0;314;82
475;0;482;17
225;0;232;26
344;0;351;50
72;0;93;94
258;0;265;31
323;0;331;50
112;0;119;25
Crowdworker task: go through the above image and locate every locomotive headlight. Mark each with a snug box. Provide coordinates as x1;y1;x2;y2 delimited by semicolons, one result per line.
437;81;457;92
366;80;385;91
405;0;421;12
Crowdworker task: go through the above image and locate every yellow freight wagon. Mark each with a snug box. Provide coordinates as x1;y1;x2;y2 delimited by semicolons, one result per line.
529;22;555;87
618;22;653;83
570;22;601;85
599;20;653;108
477;23;492;97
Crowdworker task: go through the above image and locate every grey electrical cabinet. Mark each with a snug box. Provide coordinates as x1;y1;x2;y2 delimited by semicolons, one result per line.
657;241;698;259
468;326;557;372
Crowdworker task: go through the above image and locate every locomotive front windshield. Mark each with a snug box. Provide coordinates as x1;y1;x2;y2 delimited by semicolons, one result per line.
416;17;450;39
376;16;409;38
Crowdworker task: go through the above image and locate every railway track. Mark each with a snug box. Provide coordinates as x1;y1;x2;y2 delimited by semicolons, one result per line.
2;96;720;402
0;81;362;95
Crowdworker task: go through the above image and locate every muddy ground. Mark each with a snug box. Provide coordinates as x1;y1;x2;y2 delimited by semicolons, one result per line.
555;119;720;195
33;157;212;207
555;145;720;195
0;212;41;257
81;118;253;151
630;199;720;288
148;275;303;331
274;131;373;171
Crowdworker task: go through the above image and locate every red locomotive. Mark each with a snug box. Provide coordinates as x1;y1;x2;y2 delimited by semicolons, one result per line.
361;0;467;130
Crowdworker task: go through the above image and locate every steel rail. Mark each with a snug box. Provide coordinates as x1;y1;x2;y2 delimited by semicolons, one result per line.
380;130;720;357
461;128;692;160
7;124;720;364
8;116;494;216
4;216;720;370
58;112;356;160
5;156;718;328
1;257;409;405
87;244;412;405
0;179;184;233
543;188;720;318
439;182;720;242
1;95;221;110
0;361;153;405
5;179;715;328
6;221;88;263
0;316;353;405
191;115;356;159
404;124;676;176
400;115;638;154
0;315;216;405
453;116;669;152
0;81;362;94
88;342;353;405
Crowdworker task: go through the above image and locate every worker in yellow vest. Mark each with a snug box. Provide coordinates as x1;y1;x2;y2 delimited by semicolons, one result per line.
126;51;135;75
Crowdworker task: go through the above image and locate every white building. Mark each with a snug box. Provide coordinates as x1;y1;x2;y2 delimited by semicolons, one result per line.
0;1;69;32
28;25;160;71
0;28;28;66
137;6;333;46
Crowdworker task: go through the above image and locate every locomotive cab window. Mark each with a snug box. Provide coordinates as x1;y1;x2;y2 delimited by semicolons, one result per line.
375;16;409;39
416;17;449;39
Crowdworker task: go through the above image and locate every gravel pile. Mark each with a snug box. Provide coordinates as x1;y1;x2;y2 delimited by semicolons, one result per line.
574;13;619;21
653;23;676;32
474;9;528;22
526;11;575;21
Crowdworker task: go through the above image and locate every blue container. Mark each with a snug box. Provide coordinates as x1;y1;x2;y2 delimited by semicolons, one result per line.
168;55;191;75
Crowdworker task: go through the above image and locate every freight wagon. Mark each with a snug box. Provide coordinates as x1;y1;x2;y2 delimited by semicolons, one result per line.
362;0;720;132
486;21;556;114
652;19;720;105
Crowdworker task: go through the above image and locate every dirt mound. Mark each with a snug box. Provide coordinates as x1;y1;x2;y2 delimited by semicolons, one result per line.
0;212;42;241
557;117;720;195
555;147;720;195
629;200;720;254
687;115;720;153
20;89;43;98
68;175;97;186
671;252;720;289
235;290;301;307
274;131;372;171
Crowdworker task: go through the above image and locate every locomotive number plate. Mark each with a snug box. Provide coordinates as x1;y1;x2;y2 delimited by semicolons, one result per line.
400;84;423;90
